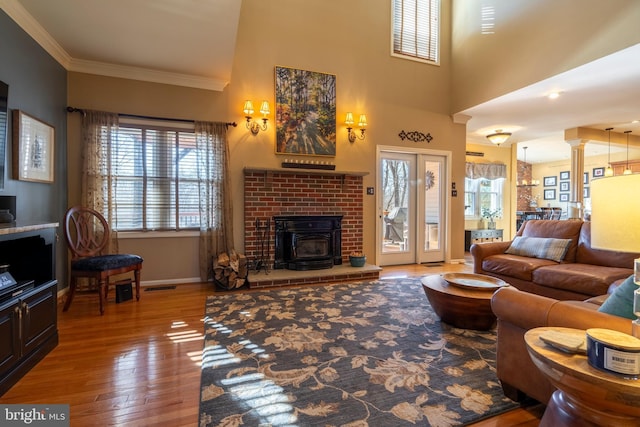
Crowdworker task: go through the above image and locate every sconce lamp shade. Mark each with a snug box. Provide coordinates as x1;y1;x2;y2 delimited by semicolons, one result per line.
358;114;368;127
486;130;512;145
243;100;254;115
591;174;640;253
345;112;354;125
259;101;270;116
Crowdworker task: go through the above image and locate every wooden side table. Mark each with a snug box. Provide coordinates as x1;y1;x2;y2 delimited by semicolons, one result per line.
525;327;640;427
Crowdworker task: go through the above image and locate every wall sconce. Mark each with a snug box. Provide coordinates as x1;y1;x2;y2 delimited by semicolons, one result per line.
346;112;367;143
243;100;270;135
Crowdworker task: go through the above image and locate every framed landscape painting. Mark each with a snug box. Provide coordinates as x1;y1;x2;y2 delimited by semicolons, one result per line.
274;66;336;157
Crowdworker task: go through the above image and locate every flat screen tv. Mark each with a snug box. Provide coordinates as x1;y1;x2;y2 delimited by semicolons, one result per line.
0;80;7;190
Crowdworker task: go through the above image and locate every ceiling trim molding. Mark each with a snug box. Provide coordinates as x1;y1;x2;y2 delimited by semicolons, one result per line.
69;59;228;92
0;0;227;92
0;0;71;68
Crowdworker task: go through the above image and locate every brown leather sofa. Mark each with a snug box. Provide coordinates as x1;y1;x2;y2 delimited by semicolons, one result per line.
471;220;639;300
491;286;632;404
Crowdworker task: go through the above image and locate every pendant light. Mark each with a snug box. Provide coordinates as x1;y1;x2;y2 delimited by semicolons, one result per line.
624;130;632;175
604;127;614;177
516;146;539;187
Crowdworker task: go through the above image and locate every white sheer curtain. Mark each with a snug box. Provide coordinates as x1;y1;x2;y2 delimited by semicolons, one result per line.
195;121;234;281
80;109;120;253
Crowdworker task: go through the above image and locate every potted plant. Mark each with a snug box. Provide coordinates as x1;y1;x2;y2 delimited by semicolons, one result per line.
349;251;366;267
481;208;502;230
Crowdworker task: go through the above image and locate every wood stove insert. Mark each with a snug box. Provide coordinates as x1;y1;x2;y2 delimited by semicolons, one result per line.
273;215;342;270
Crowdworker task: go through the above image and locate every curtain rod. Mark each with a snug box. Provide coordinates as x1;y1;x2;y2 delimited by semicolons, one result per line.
66;107;237;128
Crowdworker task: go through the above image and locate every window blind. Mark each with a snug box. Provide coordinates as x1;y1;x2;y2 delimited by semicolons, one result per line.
392;0;440;64
112;123;202;231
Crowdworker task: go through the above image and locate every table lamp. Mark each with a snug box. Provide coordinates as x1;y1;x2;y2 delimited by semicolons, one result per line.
591;173;640;337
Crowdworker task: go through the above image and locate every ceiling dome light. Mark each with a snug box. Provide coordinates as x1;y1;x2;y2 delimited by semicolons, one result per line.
548;92;561;100
486;129;512;146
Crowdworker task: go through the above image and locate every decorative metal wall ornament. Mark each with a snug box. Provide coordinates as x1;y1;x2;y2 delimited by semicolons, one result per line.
425;170;435;190
398;130;433;143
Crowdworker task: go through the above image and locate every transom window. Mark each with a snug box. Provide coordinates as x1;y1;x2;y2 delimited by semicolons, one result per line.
391;0;440;64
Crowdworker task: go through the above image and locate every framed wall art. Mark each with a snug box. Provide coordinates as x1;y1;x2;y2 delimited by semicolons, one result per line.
592;167;604;178
274;66;336;156
584;187;590;198
12;110;54;183
584;172;589;185
559;171;570;181
543;176;557;187
559;181;570;192
559;193;570;202
544;189;556;200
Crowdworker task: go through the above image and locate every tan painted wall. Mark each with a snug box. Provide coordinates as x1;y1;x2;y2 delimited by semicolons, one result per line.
66;0;467;283
451;0;640;113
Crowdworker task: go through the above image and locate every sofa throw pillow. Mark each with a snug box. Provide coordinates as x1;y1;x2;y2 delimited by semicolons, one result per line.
598;275;637;320
504;236;572;262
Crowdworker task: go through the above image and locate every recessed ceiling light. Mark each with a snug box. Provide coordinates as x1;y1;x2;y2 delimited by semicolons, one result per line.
548;92;561;100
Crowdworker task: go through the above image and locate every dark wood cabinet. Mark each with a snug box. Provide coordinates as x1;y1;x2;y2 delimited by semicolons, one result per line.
0;223;59;396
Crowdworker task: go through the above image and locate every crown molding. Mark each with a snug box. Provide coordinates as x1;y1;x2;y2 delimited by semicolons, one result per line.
0;0;72;68
69;58;228;91
1;0;228;91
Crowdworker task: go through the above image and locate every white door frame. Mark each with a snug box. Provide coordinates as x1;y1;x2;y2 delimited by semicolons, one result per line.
376;145;452;266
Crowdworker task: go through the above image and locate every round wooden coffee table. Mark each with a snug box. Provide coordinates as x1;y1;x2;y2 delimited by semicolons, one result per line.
525;327;640;427
421;273;507;330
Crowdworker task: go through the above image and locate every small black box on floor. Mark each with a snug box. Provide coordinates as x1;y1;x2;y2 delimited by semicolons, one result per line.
115;279;133;303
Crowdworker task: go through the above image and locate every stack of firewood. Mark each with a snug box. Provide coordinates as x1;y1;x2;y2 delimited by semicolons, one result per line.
213;250;248;290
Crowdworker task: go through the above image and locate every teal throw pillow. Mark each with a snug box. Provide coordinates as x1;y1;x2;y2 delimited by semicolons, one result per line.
598;275;637;320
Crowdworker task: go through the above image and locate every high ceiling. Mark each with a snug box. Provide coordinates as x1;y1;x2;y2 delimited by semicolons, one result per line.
4;0;639;164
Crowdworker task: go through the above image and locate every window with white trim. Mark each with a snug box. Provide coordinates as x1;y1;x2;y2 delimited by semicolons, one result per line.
391;0;440;64
464;177;504;219
112;118;202;231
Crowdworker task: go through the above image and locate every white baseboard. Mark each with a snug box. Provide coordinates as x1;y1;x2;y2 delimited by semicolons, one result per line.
449;258;467;264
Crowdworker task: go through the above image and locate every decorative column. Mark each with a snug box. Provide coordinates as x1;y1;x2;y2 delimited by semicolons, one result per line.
566;139;586;218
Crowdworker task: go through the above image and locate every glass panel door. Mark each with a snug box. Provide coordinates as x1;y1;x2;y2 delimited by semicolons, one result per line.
420;156;445;263
378;149;447;266
379;152;415;265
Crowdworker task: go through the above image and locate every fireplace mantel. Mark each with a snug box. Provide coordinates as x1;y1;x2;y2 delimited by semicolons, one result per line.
244;167;369;177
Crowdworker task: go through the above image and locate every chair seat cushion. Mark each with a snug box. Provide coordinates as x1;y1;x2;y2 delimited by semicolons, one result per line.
72;254;143;271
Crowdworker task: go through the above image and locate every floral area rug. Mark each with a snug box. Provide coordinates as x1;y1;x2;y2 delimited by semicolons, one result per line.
199;278;518;426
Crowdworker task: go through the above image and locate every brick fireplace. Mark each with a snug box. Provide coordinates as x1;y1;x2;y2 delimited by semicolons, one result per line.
244;168;365;276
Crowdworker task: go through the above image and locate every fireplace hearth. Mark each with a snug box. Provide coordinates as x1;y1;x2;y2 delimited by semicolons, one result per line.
274;215;342;270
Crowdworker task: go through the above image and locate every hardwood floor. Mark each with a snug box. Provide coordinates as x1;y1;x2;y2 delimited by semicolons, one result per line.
1;262;543;426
